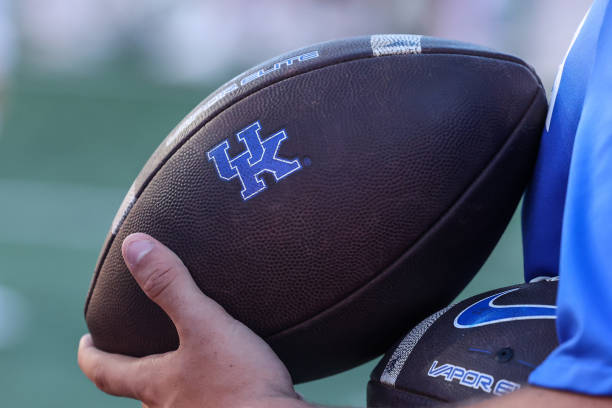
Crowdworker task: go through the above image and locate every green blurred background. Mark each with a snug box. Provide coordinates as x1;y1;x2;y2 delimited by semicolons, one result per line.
0;1;591;406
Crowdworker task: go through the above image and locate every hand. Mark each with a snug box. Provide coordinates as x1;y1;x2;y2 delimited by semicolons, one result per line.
77;234;612;408
78;233;315;408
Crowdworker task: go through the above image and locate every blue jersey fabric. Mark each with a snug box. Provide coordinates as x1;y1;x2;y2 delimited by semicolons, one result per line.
522;0;612;394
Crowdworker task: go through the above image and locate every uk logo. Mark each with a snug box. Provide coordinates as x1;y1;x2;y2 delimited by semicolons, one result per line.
207;121;302;200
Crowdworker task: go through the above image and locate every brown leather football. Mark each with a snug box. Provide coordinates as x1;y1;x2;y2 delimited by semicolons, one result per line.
85;35;547;383
368;279;558;407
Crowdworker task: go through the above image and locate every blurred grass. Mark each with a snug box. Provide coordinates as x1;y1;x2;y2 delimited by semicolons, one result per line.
0;69;524;407
0;70;210;187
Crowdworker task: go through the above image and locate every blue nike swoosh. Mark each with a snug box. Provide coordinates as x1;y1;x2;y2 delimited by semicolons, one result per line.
454;288;557;329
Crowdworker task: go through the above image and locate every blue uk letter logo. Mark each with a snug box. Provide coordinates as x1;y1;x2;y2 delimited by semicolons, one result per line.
207;121;302;200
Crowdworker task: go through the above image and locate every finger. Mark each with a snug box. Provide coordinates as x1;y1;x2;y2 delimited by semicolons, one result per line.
121;233;235;339
78;334;148;399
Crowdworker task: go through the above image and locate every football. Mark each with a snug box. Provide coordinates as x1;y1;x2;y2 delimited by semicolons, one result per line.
85;34;547;383
368;279;559;407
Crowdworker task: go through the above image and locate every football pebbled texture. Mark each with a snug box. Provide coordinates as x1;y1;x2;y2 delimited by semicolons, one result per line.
85;34;547;383
367;279;558;407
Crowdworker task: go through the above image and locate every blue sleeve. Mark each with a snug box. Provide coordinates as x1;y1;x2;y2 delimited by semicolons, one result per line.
528;0;612;394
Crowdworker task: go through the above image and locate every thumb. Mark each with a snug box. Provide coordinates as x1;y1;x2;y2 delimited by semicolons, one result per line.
122;233;234;341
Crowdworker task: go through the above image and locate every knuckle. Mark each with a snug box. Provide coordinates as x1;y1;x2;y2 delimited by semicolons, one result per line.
92;364;110;393
141;263;176;300
134;377;158;403
133;360;165;403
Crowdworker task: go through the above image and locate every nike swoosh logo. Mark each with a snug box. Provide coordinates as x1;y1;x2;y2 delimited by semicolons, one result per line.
454;288;557;329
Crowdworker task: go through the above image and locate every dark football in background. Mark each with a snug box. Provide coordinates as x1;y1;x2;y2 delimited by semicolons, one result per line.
368;279;559;407
85;34;547;383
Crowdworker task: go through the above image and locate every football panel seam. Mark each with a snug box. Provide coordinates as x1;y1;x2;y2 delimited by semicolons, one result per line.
265;84;544;339
84;52;542;323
